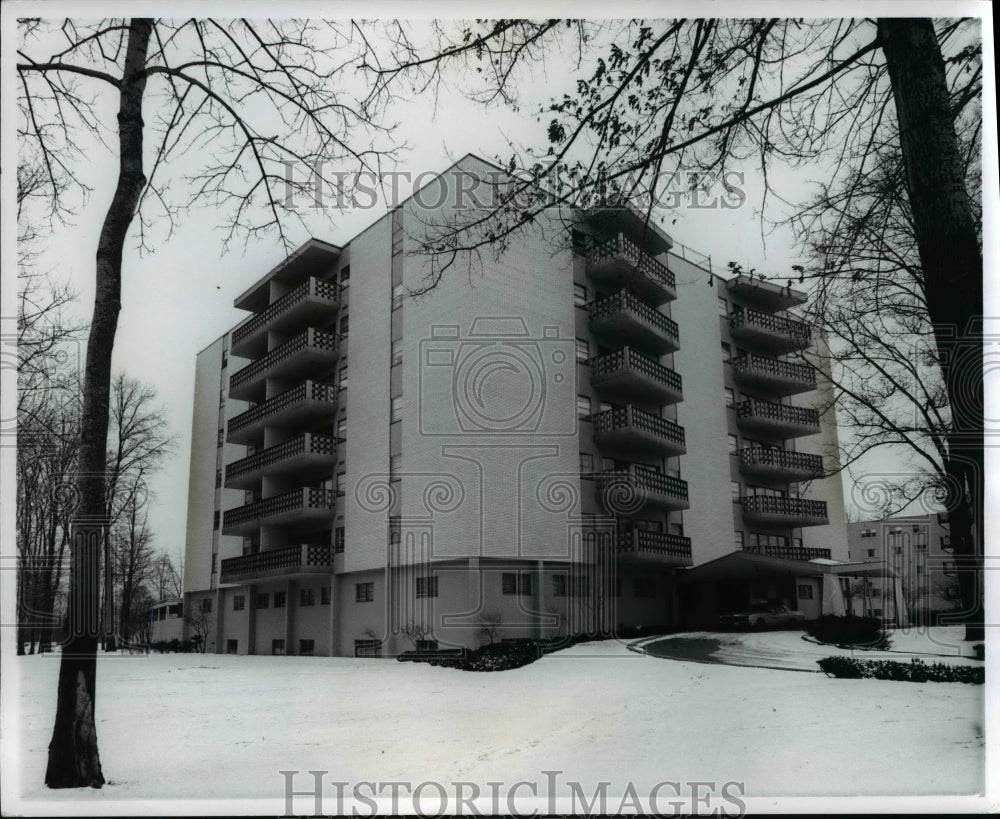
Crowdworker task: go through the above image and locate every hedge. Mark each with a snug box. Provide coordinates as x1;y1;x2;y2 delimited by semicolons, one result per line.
817;656;984;684
804;615;886;647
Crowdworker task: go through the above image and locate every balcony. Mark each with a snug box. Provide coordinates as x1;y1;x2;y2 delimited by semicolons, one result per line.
227;381;340;446
733;398;820;440
588;290;680;355
231;277;343;358
591;405;686;457
729;308;812;354
725;275;807;312
225;433;338;490
229;328;342;402
740;543;832;561
593;466;690;513
740;495;829;527
585;233;676;305
738;447;823;483
588;347;683;405
732;353;815;397
219;543;333;584
222;487;336;535
613;525;692;567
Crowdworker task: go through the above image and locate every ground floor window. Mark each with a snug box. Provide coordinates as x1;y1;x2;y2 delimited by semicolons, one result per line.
321;586;332;605
797;584;814;600
354;639;382;658
502;572;532;595
416;576;438;598
272;639;286;656
299;639;315;656
226;639;238;654
356;582;374;602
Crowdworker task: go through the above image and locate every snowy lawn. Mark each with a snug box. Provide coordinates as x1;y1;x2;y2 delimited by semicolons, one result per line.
5;634;984;812
642;625;984;671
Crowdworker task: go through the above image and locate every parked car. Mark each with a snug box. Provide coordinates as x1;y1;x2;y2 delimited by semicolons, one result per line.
719;602;806;630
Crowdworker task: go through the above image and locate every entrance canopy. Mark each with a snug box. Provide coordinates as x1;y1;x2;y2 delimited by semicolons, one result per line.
680;551;898;584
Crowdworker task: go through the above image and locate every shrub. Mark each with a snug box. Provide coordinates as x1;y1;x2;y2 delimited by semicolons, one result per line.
804;615;886;647
817;656;984;684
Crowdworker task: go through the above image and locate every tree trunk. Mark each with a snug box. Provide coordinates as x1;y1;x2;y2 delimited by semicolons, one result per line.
45;18;152;789
877;18;984;641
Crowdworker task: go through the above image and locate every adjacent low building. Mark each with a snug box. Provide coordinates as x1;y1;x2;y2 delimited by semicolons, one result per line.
183;155;853;656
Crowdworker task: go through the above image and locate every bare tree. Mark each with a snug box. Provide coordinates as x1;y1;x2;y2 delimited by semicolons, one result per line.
19;18;401;786
366;17;984;639
184;601;214;654
149;552;183;602
475;611;504;646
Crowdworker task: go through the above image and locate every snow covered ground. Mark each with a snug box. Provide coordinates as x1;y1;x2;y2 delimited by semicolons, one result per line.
3;630;987;815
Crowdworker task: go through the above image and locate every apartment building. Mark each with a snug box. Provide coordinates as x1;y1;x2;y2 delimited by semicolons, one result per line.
182;155;852;656
846;513;959;625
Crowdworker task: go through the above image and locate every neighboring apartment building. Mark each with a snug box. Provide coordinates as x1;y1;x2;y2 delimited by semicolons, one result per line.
149;598;185;644
846;513;959;625
183;155;853;656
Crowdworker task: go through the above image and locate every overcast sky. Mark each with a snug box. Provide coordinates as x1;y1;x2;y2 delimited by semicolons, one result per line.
4;4;995;569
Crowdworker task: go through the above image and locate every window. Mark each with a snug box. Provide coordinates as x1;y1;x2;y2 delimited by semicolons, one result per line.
255;593;269;609
724;387;735;407
574;283;588;307
634;576;656;598
553;574;567;597
338;416;347;437
217;428;224;446
390;454;401;481
391;284;404;310
339;315;349;336
215;469;222;488
893;546;903;555
575;338;589;362
335;472;346;495
334;526;345;554
391;397;403;423
339;364;348;388
356;582;374;603
201;598;213;614
388;516;401;545
416;576;438;598
721;342;732;361
861;528;877;539
391;339;402;366
355;639;383;658
213;511;220;530
797;584;814;600
300;588;315;607
321;586;332;605
718;297;729;316
274;591;287;609
299;639;315;656
211;553;217;574
728;434;739;454
272;639;286;656
502;572;532;596
579;453;594;474
748;533;789;550
793;538;803;549
340;265;350;283
222;350;228;368
731;481;741;501
233;595;245;611
670;522;685;537
866;549;876;558
734;531;745;549
226;639;238;654
576;395;591;418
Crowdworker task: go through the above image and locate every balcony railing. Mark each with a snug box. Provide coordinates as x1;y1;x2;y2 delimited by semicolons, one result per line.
614;525;693;565
738;447;823;482
591;405;686;456
229;328;341;400
588;290;680;355
732;398;820;439
227;381;340;444
222;487;336;534
231;277;342;356
732;353;815;396
741;543;832;561
729;307;812;353
225;433;337;488
586;233;676;305
219;543;333;584
740;495;829;526
588;347;683;405
594;465;689;513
